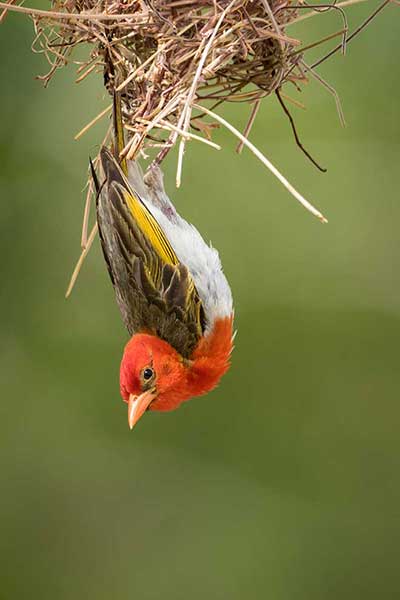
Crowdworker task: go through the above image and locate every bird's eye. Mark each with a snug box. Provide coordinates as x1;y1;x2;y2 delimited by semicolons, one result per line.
143;367;154;381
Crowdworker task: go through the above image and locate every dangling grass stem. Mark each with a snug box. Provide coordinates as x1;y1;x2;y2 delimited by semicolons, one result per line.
193;103;328;224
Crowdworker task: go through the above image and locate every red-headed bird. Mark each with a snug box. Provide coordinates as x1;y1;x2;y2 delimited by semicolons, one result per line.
92;97;233;429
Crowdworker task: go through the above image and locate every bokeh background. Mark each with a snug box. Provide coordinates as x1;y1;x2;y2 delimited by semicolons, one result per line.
1;3;399;599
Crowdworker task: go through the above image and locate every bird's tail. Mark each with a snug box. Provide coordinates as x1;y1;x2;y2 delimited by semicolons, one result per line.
112;91;128;177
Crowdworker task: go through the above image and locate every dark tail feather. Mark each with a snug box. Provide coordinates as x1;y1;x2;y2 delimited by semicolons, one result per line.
112;91;128;177
99;146;127;190
89;156;106;207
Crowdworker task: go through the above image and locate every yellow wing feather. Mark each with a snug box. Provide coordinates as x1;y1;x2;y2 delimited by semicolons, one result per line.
122;190;179;267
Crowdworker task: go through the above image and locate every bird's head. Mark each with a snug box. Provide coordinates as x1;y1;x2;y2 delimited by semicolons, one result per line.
120;333;189;428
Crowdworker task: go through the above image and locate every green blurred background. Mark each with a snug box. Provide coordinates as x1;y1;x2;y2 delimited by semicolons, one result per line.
1;3;399;599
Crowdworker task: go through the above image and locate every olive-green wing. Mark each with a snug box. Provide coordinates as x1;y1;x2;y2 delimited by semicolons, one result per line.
95;147;205;358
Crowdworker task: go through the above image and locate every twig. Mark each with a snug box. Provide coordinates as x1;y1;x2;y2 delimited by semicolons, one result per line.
80;124;112;248
301;61;346;127
75;61;99;84
193;103;328;223
236;98;261;154
280;92;306;110
65;223;98;298
289;0;370;25
74;104;112;140
290;28;348;57
176;0;238;187
0;3;152;20
0;0;16;23
81;181;94;249
154;119;221;149
311;0;392;69
275;89;327;172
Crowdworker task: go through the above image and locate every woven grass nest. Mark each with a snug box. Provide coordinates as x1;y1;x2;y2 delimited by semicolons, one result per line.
73;0;299;164
4;0;393;192
9;0;387;210
35;0;307;166
0;0;392;288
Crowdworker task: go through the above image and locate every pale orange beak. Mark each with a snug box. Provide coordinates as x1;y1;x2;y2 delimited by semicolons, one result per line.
128;389;157;429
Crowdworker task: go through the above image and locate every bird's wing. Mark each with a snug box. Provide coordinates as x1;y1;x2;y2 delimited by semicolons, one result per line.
95;147;205;358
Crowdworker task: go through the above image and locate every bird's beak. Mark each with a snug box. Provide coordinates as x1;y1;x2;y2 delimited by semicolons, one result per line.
128;389;157;429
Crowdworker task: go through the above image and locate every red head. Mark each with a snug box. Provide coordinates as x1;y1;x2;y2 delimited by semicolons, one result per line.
120;334;190;427
120;317;233;428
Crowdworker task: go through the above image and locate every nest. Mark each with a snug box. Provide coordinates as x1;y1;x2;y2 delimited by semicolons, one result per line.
29;0;302;161
2;0;390;196
29;0;353;174
1;0;390;290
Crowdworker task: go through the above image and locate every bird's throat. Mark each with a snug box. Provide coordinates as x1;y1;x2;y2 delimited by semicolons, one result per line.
186;316;233;399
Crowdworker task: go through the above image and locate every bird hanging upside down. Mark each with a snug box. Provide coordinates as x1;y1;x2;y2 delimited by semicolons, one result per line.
92;96;234;429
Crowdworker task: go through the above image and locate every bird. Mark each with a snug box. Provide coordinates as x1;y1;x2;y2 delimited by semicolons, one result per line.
92;94;234;429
